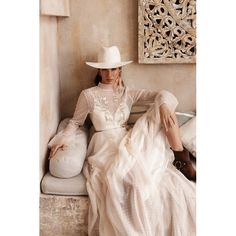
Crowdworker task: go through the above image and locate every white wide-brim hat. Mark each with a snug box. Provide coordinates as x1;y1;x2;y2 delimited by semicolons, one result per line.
86;46;133;69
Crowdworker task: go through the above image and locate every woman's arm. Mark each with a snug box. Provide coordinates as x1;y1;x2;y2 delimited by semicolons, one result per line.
48;91;91;159
63;91;91;134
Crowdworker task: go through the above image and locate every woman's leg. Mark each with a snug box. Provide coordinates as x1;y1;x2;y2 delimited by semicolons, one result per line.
164;113;196;181
163;113;183;151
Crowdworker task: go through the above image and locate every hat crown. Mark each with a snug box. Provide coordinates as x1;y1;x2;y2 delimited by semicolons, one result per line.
86;45;132;69
97;46;121;63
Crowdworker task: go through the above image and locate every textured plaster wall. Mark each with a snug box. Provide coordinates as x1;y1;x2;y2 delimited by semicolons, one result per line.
58;0;196;118
40;0;70;16
40;16;60;180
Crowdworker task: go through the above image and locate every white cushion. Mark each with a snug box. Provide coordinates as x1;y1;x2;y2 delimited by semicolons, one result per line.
41;172;88;196
175;111;195;126
180;116;196;157
49;119;88;178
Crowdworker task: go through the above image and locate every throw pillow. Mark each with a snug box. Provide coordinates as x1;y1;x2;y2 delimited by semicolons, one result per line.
180;116;196;157
49;118;88;178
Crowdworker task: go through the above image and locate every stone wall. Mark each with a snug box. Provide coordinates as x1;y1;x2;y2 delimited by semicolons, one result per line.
40;15;60;180
40;0;70;180
40;194;89;236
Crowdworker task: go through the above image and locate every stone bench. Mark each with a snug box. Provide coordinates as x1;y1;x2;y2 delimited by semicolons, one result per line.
40;194;89;236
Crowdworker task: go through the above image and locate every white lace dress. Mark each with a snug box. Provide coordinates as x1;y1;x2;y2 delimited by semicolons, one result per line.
50;82;196;236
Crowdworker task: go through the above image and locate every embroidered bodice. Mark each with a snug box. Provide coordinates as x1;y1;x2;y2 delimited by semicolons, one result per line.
48;83;178;146
88;86;130;131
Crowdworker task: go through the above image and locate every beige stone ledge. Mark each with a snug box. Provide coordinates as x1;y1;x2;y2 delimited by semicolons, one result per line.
40;0;70;17
40;194;89;236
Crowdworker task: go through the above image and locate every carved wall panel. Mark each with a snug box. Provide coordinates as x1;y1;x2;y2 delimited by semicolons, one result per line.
138;0;196;64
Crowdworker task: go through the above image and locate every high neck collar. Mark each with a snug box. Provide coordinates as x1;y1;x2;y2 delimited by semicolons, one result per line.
98;82;114;90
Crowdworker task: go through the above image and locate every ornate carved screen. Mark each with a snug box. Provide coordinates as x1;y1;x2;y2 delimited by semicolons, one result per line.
138;0;196;64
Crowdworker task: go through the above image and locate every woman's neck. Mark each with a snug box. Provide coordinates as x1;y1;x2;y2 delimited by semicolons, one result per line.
98;82;114;90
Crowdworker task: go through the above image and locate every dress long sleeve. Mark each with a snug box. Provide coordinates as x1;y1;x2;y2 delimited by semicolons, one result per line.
129;89;178;112
48;91;91;148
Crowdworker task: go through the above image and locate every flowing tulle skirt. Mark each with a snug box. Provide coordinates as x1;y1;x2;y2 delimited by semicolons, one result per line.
83;104;196;236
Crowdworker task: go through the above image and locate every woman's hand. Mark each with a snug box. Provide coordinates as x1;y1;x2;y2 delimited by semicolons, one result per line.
159;103;176;132
48;144;66;160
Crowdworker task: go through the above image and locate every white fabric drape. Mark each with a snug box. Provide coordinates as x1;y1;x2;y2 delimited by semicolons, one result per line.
49;83;196;236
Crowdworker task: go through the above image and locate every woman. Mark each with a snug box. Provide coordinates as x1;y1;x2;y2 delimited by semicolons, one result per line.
49;46;196;236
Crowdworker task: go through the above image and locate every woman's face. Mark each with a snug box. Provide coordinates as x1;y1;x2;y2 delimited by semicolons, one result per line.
100;68;121;85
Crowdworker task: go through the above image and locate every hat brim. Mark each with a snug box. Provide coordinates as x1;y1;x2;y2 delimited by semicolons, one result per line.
85;61;133;69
